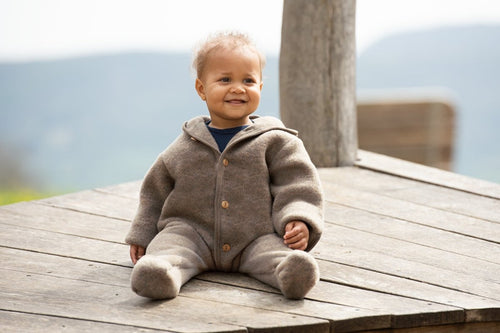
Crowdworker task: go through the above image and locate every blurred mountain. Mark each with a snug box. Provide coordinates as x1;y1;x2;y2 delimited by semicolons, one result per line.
0;53;280;190
0;25;499;191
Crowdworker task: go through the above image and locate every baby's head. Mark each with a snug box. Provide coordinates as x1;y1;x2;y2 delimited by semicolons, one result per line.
192;32;266;129
192;31;266;80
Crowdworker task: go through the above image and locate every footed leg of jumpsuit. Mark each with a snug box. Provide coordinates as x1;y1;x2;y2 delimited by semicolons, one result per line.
130;221;215;299
238;233;320;299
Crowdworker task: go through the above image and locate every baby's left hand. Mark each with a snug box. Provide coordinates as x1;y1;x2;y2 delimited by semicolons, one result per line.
284;221;309;251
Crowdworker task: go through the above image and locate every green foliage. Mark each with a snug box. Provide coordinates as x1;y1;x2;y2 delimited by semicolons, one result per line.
0;190;53;206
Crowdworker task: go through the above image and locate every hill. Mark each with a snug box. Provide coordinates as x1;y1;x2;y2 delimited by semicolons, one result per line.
1;25;499;191
0;53;280;190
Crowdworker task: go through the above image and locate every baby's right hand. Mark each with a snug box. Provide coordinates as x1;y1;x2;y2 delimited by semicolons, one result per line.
130;244;145;264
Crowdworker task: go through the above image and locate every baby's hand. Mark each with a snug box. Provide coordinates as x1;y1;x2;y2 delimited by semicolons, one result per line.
283;221;309;251
130;244;145;264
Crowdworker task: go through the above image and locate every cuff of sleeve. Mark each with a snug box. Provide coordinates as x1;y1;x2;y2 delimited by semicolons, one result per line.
274;202;323;251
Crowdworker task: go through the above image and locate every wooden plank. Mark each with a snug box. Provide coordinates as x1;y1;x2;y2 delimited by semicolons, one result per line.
185;272;464;331
357;101;454;128
319;180;499;244
0;250;330;332
358;127;453;147
0;221;495;331
318;223;500;291
181;277;389;332
319;167;500;224
0;310;174;333
30;169;496;272
4;269;327;333
355;150;500;200
0;220;471;332
0;222;130;265
324;202;500;264
0;201;128;243
357;101;454;170
196;272;465;330
0;247;131;287
37;189;137;221
95;180;141;199
2;242;497;332
198;263;499;326
0;230;386;331
0;223;383;331
321;207;500;280
361;321;500;333
357;146;453;171
2;165;499;331
3;206;497;307
313;236;500;301
329;166;500;223
26;169;498;270
317;260;500;322
0;247;385;332
1;264;242;333
307;282;463;329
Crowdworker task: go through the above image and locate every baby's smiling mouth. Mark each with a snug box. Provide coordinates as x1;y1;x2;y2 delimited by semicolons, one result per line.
225;99;247;104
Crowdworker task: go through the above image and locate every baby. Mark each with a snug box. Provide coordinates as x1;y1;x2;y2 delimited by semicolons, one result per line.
125;32;324;300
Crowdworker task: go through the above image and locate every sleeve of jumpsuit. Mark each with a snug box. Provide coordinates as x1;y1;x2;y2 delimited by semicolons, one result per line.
125;153;174;249
268;135;324;252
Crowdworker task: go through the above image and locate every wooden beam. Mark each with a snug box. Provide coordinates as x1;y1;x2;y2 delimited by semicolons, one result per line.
280;0;357;166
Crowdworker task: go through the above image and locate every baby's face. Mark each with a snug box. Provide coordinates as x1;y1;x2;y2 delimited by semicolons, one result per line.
195;47;263;129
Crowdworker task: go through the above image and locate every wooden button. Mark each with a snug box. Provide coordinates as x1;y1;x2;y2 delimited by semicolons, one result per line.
221;201;229;209
223;158;229;166
222;244;231;252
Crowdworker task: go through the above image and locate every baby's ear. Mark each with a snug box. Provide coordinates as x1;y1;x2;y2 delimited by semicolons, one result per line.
195;78;206;101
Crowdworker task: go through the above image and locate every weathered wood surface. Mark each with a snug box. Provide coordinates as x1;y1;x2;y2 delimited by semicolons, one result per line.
357;99;455;171
280;0;357;167
1;151;499;332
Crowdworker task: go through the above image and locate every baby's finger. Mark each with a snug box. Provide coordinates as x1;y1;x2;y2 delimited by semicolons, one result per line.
287;238;308;250
284;232;304;244
130;245;145;264
137;248;145;261
284;227;300;239
130;247;138;264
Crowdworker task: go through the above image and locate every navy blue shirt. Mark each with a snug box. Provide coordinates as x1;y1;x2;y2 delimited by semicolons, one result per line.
206;124;249;152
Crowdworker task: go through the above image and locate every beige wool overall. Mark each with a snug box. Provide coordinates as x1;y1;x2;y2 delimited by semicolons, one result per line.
125;116;324;299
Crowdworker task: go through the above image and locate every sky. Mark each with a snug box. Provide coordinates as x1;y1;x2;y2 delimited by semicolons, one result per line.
1;0;500;62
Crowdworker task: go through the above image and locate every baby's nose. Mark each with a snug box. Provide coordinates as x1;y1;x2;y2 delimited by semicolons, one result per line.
230;85;245;93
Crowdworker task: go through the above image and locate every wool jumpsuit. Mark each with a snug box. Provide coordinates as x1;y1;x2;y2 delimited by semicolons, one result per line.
125;115;324;298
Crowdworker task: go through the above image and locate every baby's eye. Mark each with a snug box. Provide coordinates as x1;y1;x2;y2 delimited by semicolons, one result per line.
243;78;256;84
220;77;230;83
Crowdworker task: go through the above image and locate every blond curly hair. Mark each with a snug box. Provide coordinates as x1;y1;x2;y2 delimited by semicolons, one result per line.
192;31;266;79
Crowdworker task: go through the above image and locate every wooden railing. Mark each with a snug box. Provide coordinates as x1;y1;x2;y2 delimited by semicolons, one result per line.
358;96;455;170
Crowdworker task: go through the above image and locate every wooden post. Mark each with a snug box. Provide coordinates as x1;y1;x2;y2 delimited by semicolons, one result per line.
280;0;357;167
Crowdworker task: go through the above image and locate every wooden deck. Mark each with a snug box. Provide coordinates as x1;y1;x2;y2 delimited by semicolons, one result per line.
1;150;499;332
